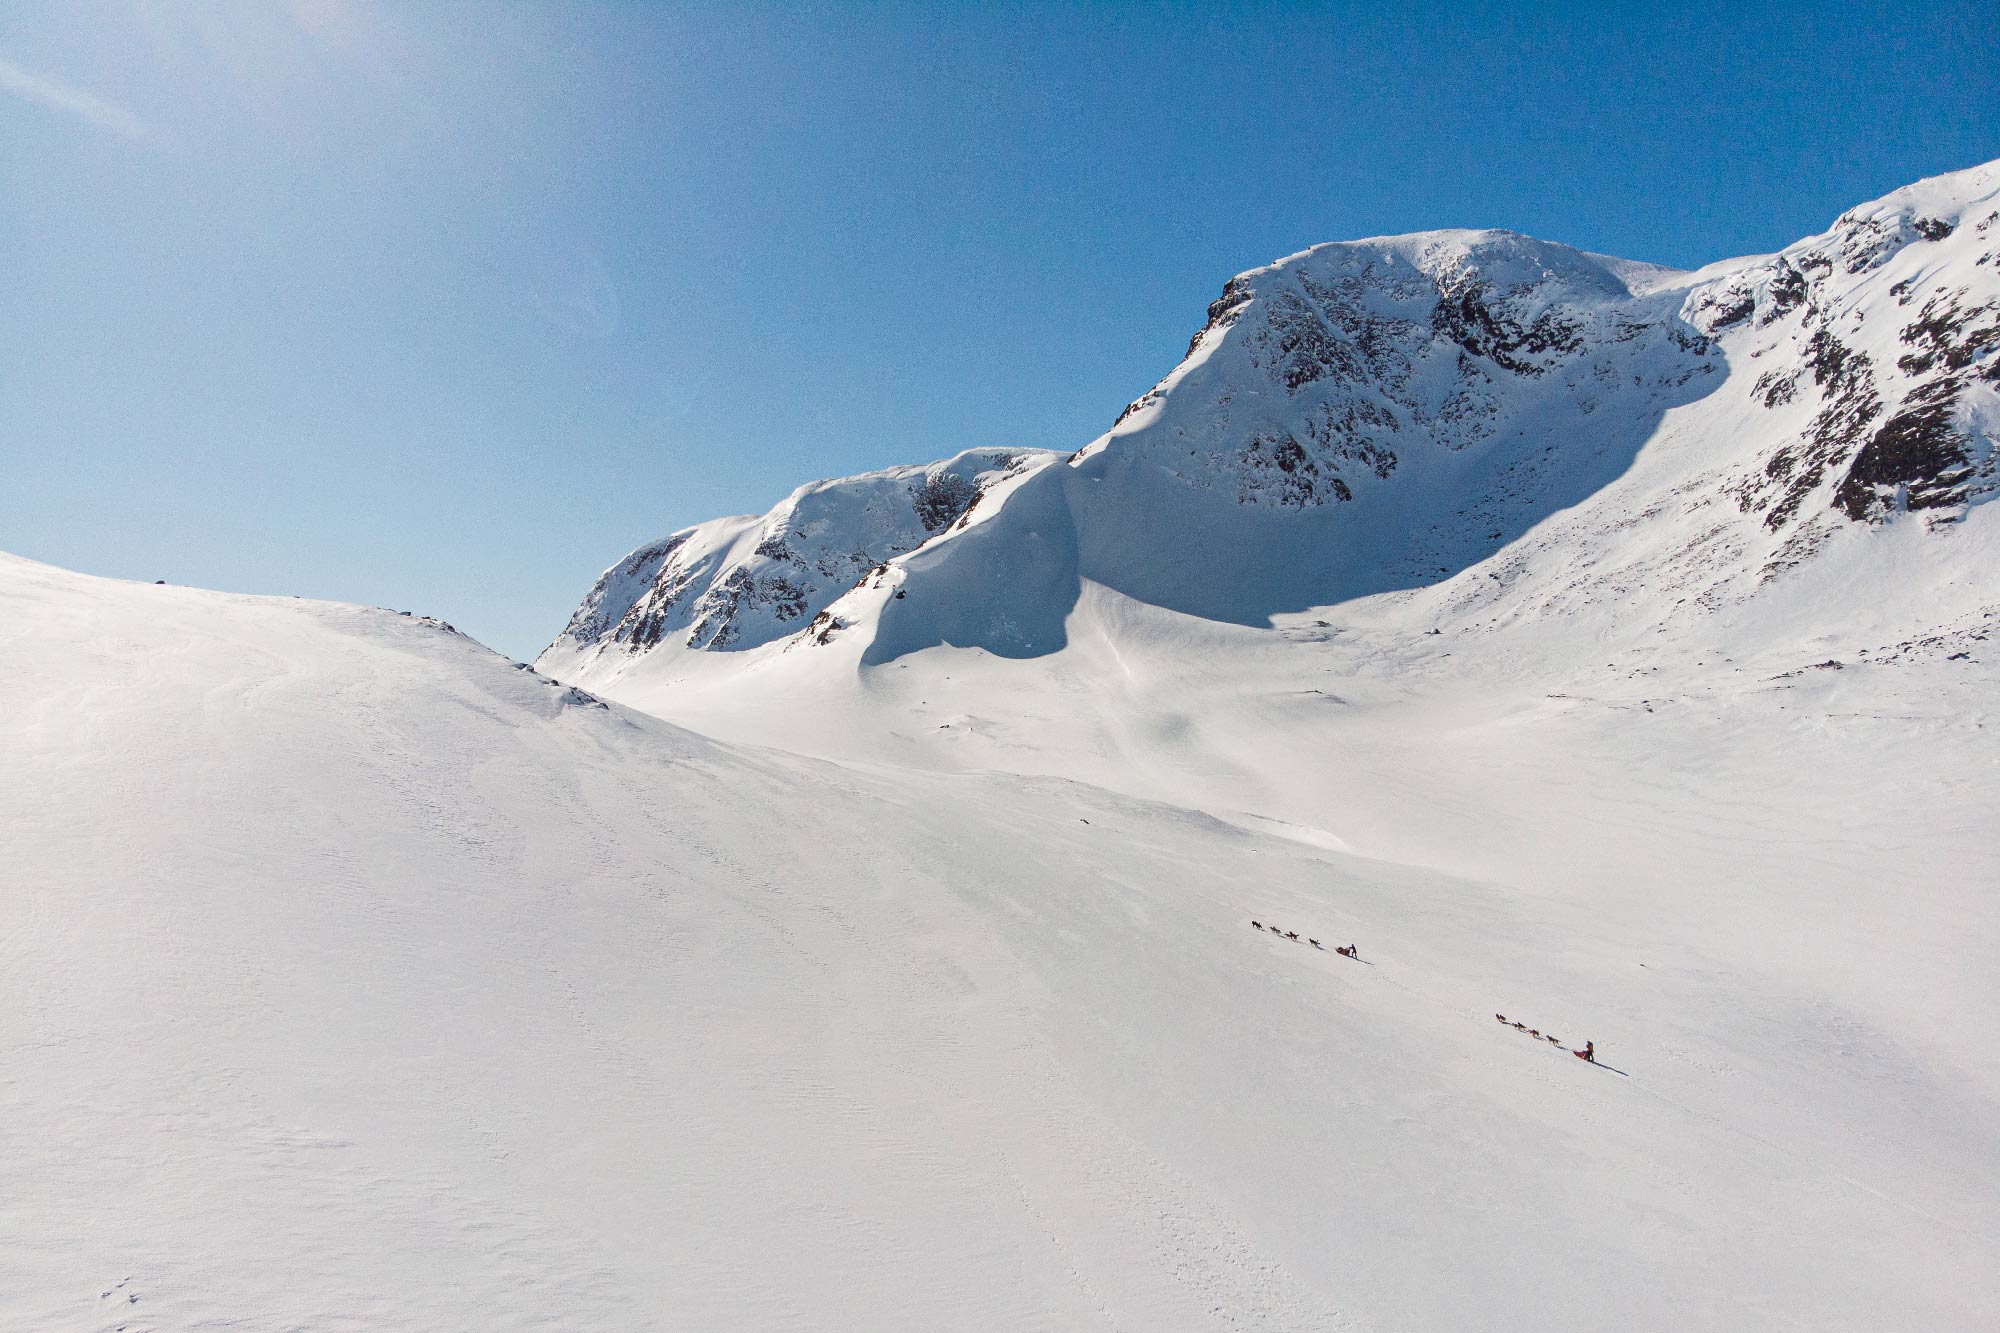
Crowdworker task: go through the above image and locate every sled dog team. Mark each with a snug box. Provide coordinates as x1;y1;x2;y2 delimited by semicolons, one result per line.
1494;1014;1594;1063
1251;919;1597;1064
1250;921;1358;959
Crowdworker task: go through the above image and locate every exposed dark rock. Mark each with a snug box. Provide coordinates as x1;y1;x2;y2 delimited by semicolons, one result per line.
1837;214;1919;272
1754;367;1799;408
1833;378;1974;520
1669;326;1712;356
1115;390;1163;425
1766;377;1881;529
1264;289;1359;392
1737;332;1882;531
1806;329;1866;392
912;469;981;532
803;609;845;646
558;535;690;647
1239;433;1325;507
1897;293;1999;376
1429;282;1583;375
1761;259;1809;324
1187;275;1256;358
1692;287;1755;332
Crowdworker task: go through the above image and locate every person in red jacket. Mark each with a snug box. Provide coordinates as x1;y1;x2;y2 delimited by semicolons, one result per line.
1577;1041;1595;1063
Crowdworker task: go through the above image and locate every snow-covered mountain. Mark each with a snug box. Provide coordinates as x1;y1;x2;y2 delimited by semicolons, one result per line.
546;161;1998;684
549;447;1052;656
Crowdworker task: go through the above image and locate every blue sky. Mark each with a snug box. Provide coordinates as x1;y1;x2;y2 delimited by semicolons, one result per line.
4;1;1996;661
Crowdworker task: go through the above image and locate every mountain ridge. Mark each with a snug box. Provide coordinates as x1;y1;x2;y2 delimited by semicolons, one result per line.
545;160;1999;686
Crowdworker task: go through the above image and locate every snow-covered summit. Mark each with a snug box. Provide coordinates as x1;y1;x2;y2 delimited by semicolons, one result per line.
1079;225;1714;506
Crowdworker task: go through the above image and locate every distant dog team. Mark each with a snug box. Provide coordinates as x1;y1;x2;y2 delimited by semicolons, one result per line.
1252;919;1598;1065
1251;920;1357;959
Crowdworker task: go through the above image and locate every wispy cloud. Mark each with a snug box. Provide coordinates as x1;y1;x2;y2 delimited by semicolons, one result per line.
0;54;159;142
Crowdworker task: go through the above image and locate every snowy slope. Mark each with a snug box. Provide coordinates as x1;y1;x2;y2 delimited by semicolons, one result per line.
9;552;1999;1329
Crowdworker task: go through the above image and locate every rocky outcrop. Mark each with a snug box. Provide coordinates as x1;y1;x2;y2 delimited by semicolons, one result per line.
1718;171;2000;537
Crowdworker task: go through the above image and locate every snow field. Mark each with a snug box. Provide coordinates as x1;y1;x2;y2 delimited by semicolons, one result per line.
7;554;1997;1329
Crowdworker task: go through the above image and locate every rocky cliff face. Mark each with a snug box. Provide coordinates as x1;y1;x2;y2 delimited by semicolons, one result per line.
1712;193;2000;535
